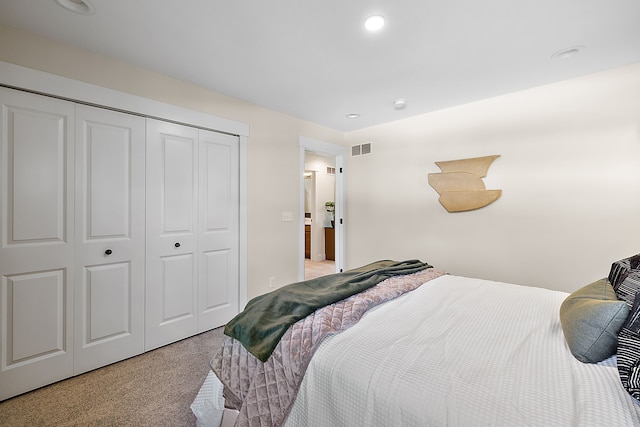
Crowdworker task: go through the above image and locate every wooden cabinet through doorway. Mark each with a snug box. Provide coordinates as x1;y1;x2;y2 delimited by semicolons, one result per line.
324;227;335;261
305;225;311;258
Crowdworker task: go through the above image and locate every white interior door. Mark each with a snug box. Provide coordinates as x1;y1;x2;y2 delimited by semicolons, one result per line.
145;119;199;350
198;129;239;330
73;105;146;373
0;88;75;400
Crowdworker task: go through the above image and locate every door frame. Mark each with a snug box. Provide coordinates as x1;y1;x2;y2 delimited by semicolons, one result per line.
299;137;346;280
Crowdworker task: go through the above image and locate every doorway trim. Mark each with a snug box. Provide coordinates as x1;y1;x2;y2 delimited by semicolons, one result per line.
299;136;346;280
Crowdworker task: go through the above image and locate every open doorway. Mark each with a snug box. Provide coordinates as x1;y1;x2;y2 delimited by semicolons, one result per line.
304;155;336;280
299;137;346;281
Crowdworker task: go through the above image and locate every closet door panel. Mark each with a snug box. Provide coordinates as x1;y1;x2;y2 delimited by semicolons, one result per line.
146;119;198;350
0;88;75;400
201;249;231;314
198;130;239;330
84;263;130;340
161;254;195;320
10;113;65;242
163;138;196;232
6;270;66;361
74;105;145;374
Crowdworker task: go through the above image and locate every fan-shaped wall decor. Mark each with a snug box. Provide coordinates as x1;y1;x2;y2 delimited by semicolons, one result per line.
428;155;501;212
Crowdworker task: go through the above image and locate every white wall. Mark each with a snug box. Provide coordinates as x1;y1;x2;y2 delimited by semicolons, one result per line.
0;24;345;300
3;24;639;296
345;62;640;293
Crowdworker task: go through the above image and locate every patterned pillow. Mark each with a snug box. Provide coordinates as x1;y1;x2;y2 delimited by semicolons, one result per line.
560;279;629;363
609;253;640;289
617;292;640;400
613;271;640;309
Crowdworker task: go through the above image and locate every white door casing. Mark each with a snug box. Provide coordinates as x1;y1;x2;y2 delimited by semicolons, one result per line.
73;105;146;374
0;88;76;400
298;137;347;279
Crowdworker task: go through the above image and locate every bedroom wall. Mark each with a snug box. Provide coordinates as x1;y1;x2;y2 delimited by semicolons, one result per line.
344;62;640;293
0;23;345;300
3;24;640;296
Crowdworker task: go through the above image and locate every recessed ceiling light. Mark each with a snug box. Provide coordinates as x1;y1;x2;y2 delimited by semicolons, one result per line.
365;15;385;32
393;99;407;110
55;0;96;15
346;113;360;119
551;46;585;61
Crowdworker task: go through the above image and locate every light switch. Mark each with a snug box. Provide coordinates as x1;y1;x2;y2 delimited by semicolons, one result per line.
282;211;294;222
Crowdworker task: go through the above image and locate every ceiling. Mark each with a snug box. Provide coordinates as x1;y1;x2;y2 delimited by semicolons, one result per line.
1;1;639;132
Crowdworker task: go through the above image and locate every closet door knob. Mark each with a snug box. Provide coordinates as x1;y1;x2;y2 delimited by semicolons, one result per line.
174;242;181;248
105;249;113;255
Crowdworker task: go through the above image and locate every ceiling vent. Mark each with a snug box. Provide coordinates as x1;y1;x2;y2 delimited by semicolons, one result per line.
352;142;372;156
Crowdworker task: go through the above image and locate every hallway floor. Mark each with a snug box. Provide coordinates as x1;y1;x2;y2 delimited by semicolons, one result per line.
305;259;335;280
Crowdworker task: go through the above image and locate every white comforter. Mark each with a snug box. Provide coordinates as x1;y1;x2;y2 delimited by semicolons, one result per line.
285;275;640;426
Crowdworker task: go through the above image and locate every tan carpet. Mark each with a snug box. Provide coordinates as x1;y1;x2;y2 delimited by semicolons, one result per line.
0;327;226;427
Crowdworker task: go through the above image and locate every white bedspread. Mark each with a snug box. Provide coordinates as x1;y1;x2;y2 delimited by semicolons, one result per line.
285;275;640;426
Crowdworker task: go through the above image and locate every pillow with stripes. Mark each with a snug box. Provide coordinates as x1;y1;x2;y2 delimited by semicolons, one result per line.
617;292;640;401
609;253;640;290
613;271;640;310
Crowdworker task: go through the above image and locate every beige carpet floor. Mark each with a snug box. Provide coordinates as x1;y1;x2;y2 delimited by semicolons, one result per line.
0;327;226;427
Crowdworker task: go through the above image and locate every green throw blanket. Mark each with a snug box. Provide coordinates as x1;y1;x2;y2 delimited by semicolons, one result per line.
224;259;432;362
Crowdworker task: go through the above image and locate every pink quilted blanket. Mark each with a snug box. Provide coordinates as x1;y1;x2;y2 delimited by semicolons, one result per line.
210;268;446;427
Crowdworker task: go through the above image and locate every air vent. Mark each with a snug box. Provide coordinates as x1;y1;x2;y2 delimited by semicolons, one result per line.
351;143;372;156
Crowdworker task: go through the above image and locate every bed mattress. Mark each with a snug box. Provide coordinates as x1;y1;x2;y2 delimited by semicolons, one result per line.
284;275;640;426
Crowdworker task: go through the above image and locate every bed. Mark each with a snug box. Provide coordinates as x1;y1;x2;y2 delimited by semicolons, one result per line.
191;257;640;426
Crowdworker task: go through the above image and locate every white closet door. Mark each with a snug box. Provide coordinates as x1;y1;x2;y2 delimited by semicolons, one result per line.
145;119;199;350
73;105;145;373
0;88;75;400
198;129;239;330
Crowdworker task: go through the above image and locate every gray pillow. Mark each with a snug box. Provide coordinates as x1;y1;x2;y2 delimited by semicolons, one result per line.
560;278;630;363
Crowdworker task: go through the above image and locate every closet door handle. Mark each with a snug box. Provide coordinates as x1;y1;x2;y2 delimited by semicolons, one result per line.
105;249;113;255
174;242;181;248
